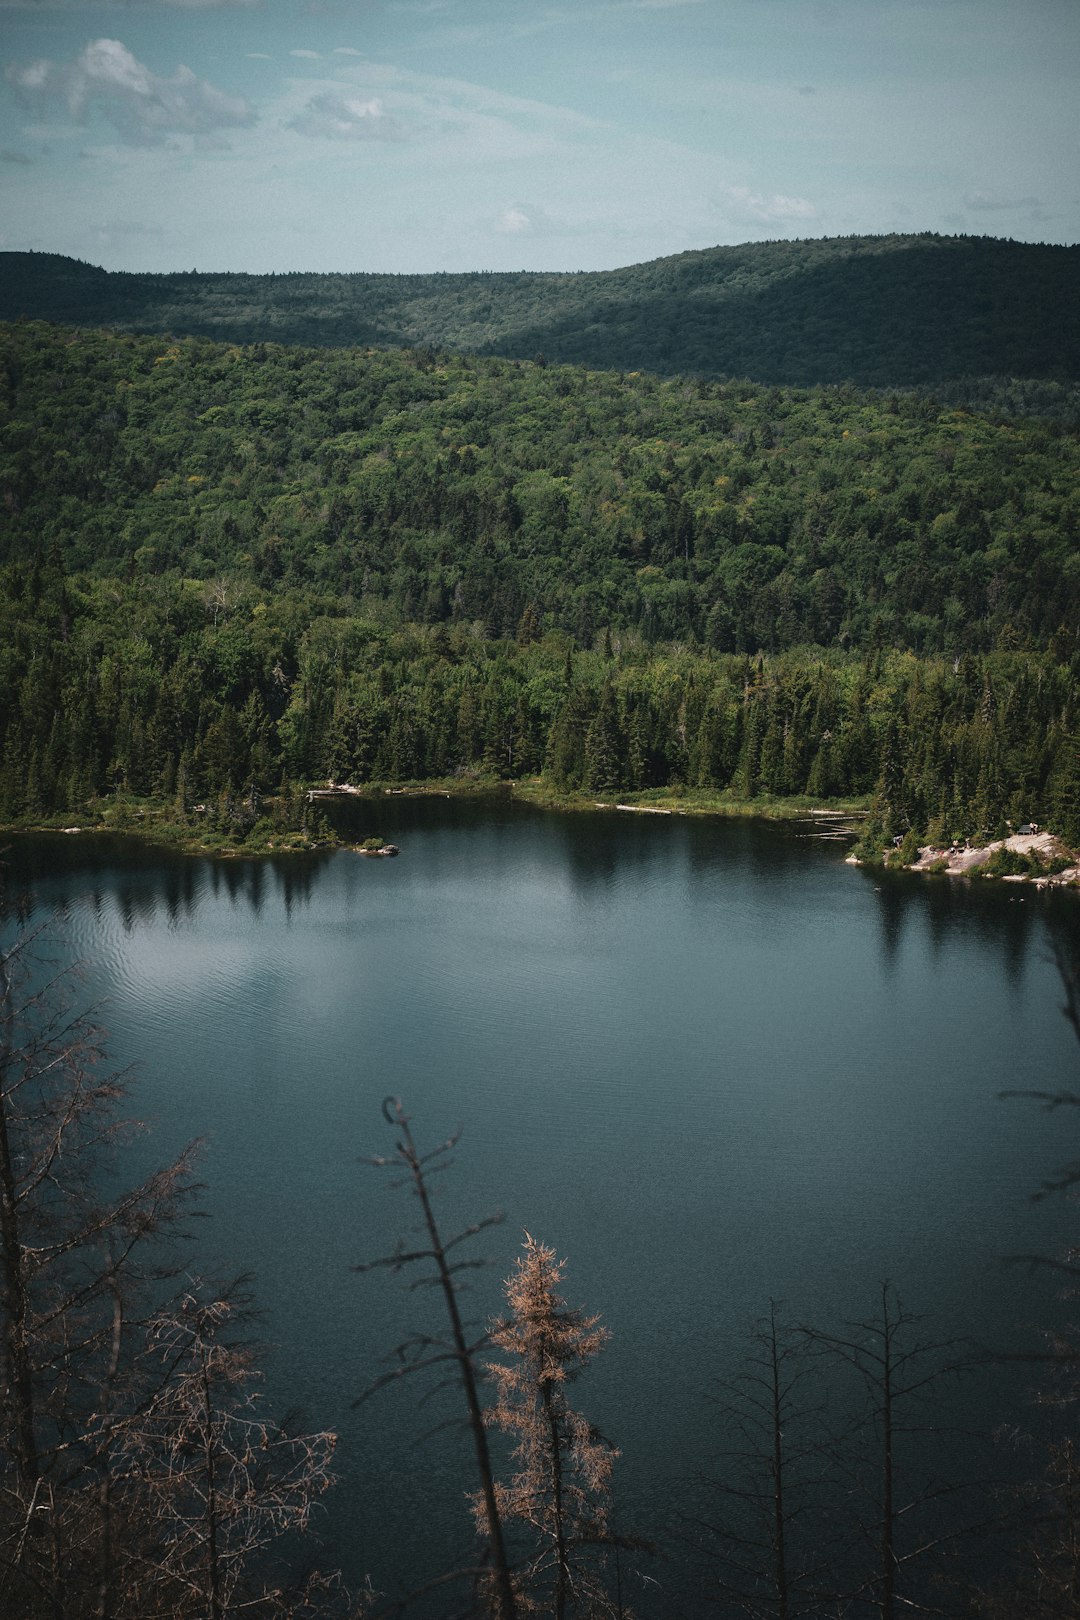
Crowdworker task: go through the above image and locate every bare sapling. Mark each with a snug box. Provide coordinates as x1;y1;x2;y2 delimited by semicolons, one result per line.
355;1096;517;1620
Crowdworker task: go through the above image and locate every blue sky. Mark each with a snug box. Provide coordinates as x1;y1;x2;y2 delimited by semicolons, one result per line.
1;0;1076;273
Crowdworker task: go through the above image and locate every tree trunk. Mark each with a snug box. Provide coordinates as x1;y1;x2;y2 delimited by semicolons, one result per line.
0;1091;39;1492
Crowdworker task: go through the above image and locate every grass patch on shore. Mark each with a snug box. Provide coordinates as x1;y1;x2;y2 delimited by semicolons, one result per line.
510;781;871;820
0;779;871;859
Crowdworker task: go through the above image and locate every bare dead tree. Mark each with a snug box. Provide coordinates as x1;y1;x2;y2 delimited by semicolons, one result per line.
0;922;200;1618
109;1282;338;1620
692;1303;836;1620
800;1284;986;1620
0;918;349;1620
971;1428;1080;1620
354;1096;517;1620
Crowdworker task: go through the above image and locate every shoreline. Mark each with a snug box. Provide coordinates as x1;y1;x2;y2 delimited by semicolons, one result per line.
848;829;1080;890
6;784;1076;888
2;778;872;859
851;829;1080;889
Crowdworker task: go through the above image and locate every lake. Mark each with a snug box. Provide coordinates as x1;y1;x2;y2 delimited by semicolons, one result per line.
4;798;1080;1615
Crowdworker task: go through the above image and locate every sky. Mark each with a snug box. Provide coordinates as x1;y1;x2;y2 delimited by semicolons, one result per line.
0;0;1077;275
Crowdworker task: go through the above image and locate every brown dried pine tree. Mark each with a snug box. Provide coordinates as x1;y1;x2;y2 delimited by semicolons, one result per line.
480;1235;622;1620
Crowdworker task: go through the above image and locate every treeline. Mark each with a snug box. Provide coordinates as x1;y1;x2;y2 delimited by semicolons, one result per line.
2;235;1078;408
1;556;1077;845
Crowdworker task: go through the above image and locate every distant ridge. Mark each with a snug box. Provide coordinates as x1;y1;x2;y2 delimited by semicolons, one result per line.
2;234;1078;403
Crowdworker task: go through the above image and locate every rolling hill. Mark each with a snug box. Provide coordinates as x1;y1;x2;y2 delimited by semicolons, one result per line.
2;234;1078;410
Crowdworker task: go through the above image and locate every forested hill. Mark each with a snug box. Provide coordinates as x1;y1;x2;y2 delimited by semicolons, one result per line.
3;319;1078;653
2;235;1078;410
1;320;1078;842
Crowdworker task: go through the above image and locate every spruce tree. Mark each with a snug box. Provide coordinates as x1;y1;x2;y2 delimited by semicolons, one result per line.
483;1235;621;1619
583;685;622;795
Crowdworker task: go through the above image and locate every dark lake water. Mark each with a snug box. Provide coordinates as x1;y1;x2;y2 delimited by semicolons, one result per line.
5;799;1080;1615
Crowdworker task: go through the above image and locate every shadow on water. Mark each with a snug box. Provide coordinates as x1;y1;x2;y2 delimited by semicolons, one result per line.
862;860;1080;985
326;790;674;892
327;790;857;891
5;814;1076;995
0;832;333;926
162;862;199;926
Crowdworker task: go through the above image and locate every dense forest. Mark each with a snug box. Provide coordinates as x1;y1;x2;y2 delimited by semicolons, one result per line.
3;235;1079;417
1;320;1077;848
2;226;1080;1615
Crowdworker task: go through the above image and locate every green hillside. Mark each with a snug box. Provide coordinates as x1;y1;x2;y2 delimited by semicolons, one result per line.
3;320;1078;650
2;235;1078;410
1;320;1077;846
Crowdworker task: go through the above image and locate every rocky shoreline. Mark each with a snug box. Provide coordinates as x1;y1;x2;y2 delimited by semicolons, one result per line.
849;830;1080;887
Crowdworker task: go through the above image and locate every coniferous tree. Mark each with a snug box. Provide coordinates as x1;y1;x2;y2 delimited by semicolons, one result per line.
482;1235;622;1619
583;686;621;795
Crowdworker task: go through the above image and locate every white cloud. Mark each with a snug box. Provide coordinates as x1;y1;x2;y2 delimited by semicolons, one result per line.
4;38;255;145
290;49;321;60
333;47;364;56
717;184;817;225
331;57;605;153
490;200;617;243
497;205;531;234
280;59;605;156
288;89;403;141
